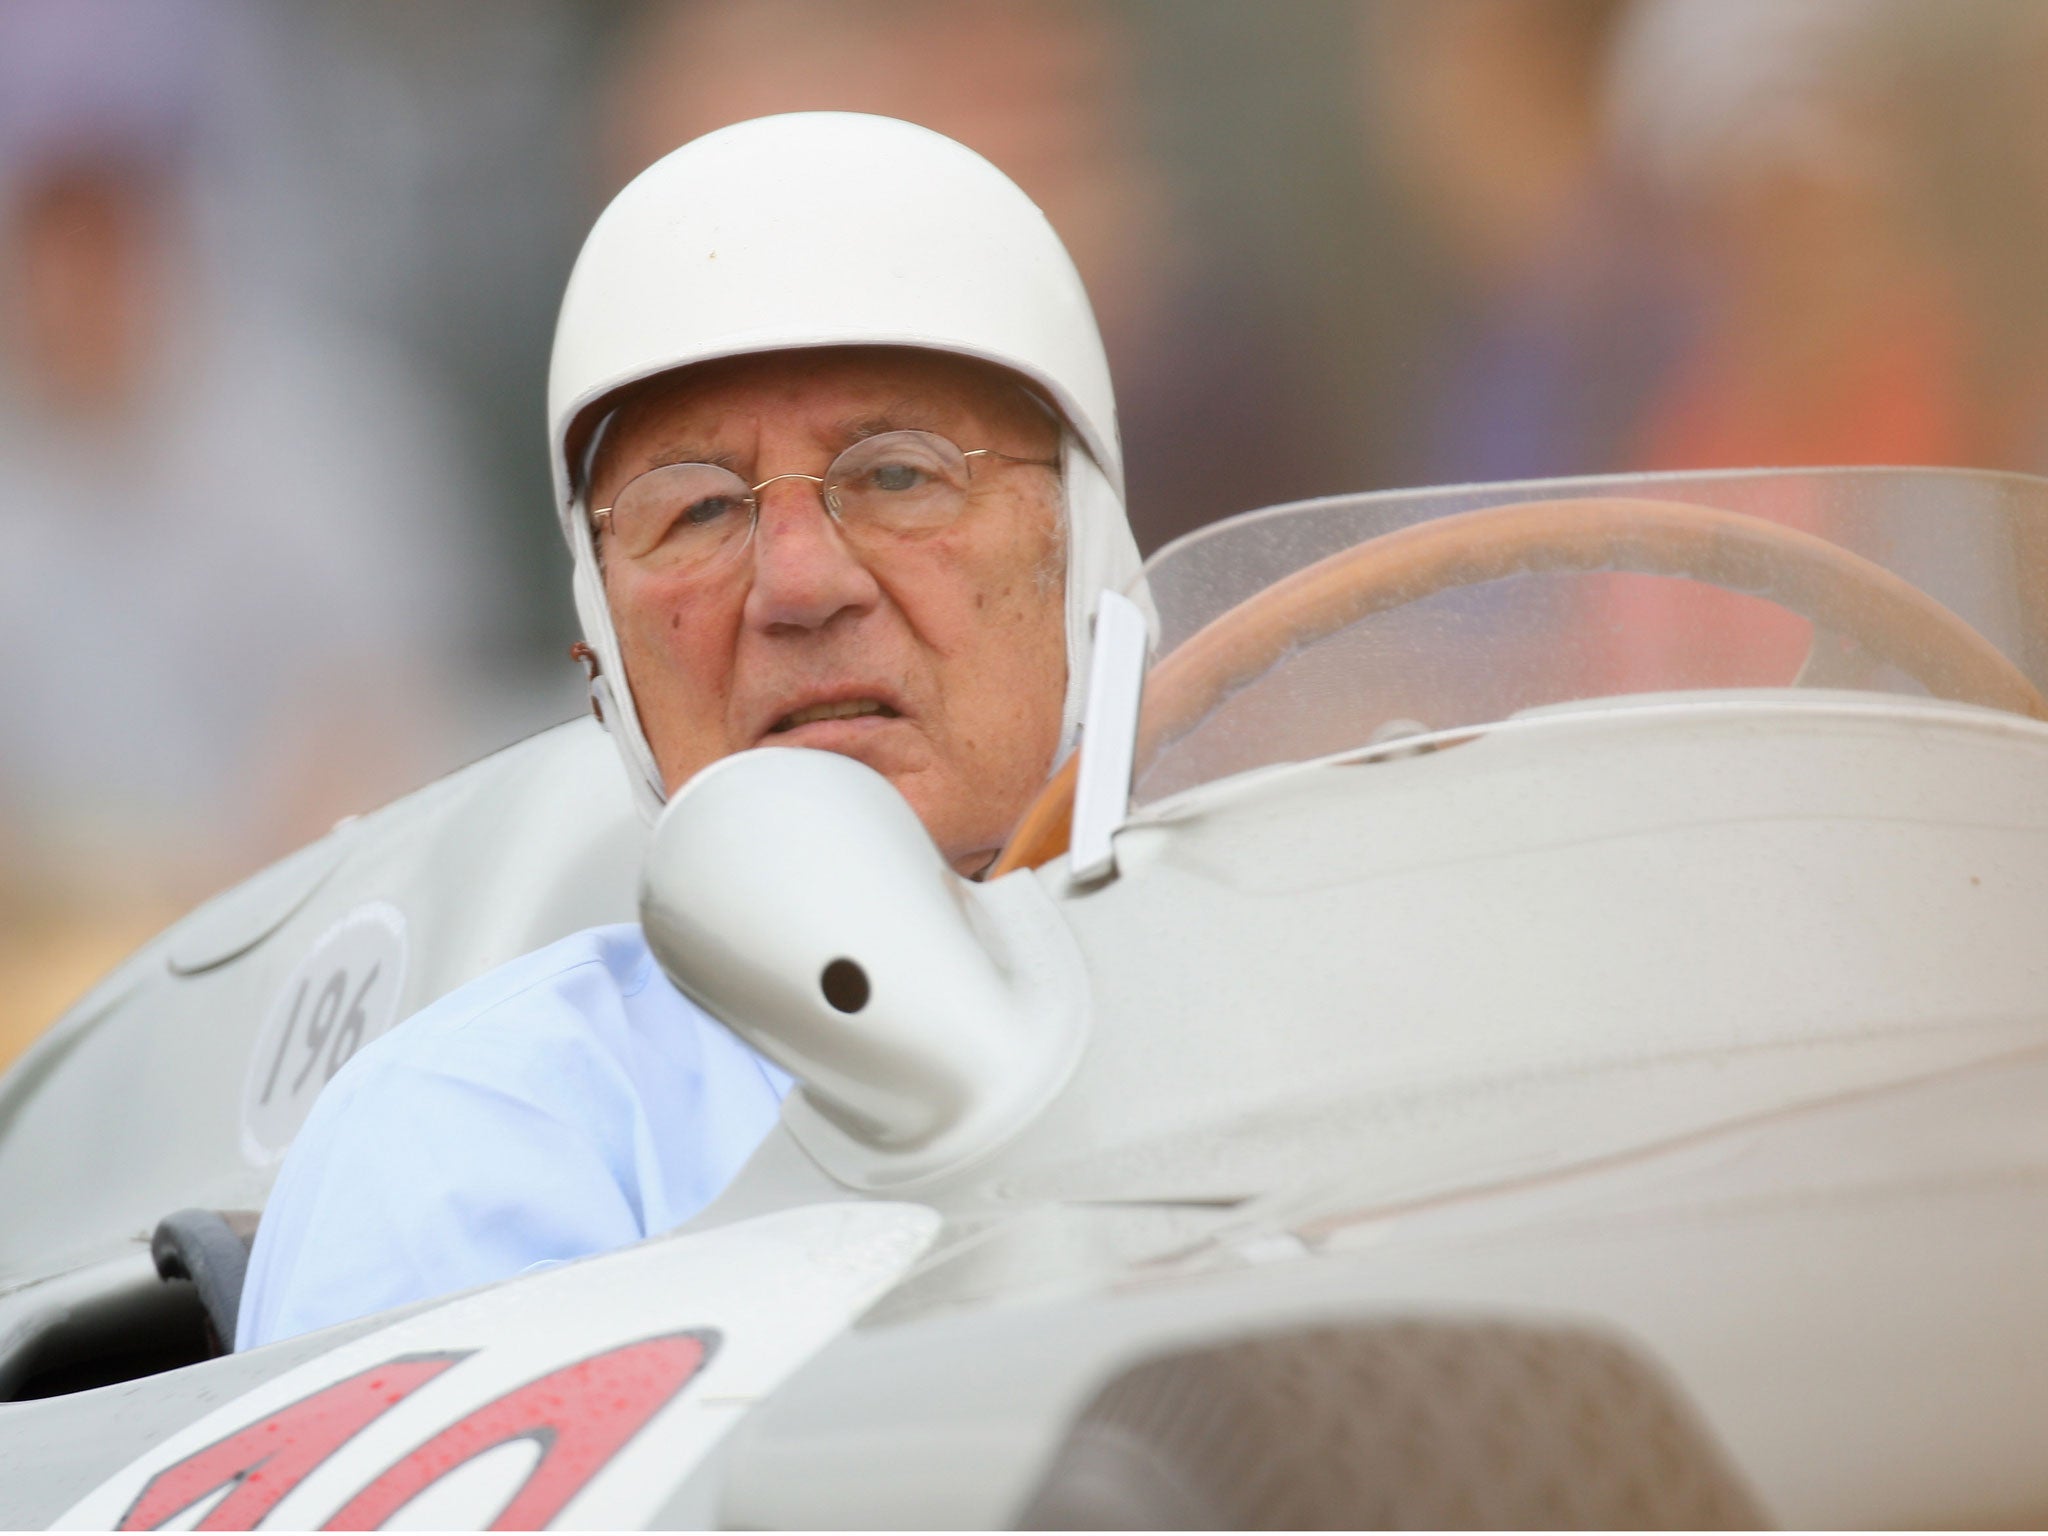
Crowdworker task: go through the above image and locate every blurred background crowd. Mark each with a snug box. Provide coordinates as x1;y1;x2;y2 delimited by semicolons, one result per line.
7;0;2048;1063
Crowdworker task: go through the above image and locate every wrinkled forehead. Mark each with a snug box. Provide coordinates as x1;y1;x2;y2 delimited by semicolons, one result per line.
577;345;1060;497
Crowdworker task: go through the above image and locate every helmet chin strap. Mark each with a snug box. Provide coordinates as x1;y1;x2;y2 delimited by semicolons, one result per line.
568;501;670;824
1056;435;1150;758
569;425;1146;830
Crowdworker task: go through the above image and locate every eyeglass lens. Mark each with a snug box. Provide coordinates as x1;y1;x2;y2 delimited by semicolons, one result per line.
603;430;978;569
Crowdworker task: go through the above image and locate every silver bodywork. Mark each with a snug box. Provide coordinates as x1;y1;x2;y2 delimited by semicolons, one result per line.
5;469;2048;1527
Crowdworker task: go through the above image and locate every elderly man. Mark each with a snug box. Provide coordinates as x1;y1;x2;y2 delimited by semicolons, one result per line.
235;114;1140;1349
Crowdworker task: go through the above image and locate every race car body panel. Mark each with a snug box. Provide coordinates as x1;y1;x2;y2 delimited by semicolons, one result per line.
0;718;642;1287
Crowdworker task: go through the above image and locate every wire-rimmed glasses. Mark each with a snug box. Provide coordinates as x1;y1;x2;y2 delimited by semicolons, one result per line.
590;429;1058;574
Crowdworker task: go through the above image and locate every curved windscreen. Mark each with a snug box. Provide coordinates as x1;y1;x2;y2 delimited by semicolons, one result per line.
1127;467;2048;806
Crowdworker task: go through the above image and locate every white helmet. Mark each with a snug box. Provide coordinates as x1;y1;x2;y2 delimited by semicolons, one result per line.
547;111;1142;822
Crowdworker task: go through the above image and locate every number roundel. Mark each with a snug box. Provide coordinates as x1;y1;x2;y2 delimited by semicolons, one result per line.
240;902;409;1164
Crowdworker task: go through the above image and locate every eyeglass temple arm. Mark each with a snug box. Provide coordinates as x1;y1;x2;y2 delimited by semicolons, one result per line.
964;448;1062;469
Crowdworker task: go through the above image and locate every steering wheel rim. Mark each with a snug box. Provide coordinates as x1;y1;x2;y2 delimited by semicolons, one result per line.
992;495;2048;876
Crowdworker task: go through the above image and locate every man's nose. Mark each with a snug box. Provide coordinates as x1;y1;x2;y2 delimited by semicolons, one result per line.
741;478;882;632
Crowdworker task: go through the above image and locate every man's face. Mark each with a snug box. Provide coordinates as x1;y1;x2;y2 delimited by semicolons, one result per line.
590;347;1068;874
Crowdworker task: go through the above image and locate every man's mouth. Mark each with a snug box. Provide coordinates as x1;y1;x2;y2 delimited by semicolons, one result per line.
769;699;902;733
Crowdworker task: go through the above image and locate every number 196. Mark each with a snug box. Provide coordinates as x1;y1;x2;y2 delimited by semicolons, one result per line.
259;962;383;1107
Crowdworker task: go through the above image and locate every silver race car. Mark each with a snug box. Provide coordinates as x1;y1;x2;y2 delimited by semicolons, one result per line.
4;466;2046;1528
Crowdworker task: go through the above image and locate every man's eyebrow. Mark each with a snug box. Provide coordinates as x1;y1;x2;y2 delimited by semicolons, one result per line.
644;444;742;472
836;397;957;443
592;436;741;494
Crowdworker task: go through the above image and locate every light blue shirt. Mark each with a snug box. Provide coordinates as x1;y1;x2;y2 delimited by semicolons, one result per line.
237;924;793;1350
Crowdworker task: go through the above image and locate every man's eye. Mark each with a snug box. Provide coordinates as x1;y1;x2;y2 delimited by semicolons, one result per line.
866;462;932;493
681;494;748;528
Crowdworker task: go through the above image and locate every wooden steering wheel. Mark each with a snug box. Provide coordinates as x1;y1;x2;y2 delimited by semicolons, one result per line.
992;496;2048;876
